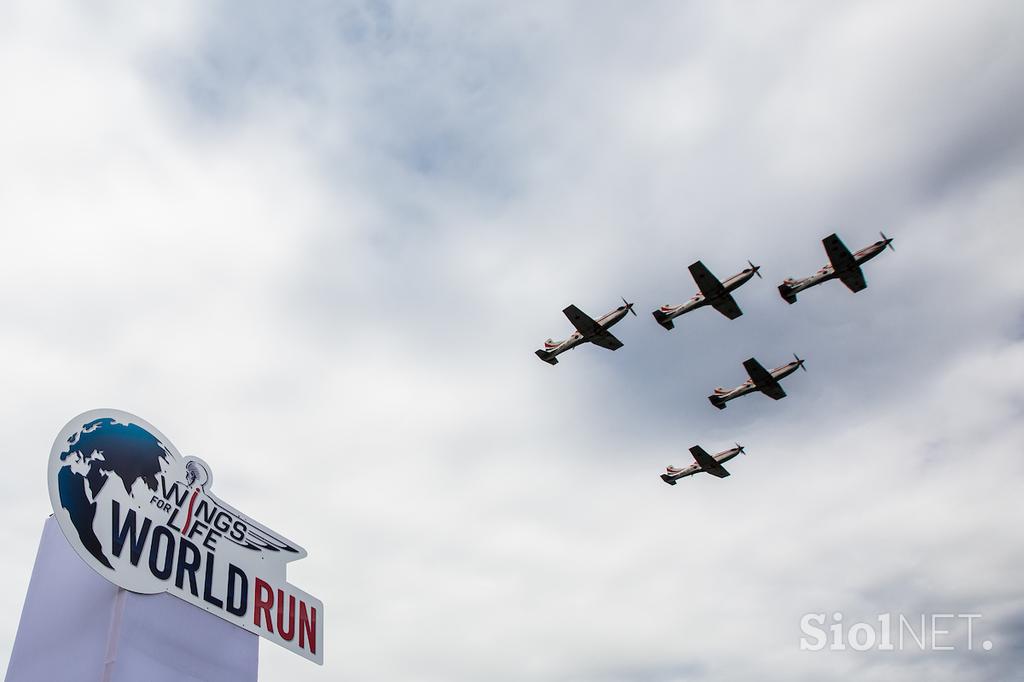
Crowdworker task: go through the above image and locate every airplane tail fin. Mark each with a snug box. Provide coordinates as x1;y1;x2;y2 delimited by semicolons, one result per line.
660;473;677;485
652;310;675;330
708;394;727;410
777;283;797;304
535;349;558;365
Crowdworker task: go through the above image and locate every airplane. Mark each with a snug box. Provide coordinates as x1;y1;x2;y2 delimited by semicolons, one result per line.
653;260;762;330
661;443;747;484
778;232;894;304
535;298;637;365
708;354;806;409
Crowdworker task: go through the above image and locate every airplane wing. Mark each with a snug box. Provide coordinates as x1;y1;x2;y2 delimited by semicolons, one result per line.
688;261;727;299
689;446;730;478
822;233;857;272
838;266;867;293
710;293;743;320
589;331;623;351
742;357;787;400
758;382;787;400
562;305;600;336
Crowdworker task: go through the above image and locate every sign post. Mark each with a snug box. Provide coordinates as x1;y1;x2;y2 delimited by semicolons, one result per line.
6;409;324;680
7;517;259;681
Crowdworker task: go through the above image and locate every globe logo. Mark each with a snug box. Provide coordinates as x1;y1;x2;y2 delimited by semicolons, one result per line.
53;416;172;569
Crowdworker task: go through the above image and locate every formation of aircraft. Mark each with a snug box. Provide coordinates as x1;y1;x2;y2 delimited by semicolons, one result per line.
532;231;894;486
653;260;761;330
661;443;746;483
534;231;894;364
778;232;894;304
708;354;806;410
534;298;637;365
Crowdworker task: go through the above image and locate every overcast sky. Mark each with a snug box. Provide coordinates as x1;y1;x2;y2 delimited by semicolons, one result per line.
1;1;1023;680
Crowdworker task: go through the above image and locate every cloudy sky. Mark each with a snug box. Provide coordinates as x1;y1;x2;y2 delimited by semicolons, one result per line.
2;1;1023;680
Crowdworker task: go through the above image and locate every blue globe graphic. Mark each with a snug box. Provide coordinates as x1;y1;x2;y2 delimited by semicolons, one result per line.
55;418;171;569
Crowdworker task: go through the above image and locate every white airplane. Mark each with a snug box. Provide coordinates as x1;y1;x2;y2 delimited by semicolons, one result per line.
779;232;894;304
535;298;636;365
661;443;747;483
708;354;806;409
653;260;762;330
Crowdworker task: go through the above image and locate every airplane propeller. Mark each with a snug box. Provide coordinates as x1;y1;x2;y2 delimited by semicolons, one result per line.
621;297;637;316
793;353;807;371
747;260;763;279
735;443;746;456
880;231;895;252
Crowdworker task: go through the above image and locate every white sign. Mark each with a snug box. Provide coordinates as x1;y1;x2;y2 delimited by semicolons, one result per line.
47;409;324;665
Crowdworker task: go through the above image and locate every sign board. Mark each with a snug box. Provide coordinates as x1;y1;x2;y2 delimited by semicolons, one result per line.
47;409;324;665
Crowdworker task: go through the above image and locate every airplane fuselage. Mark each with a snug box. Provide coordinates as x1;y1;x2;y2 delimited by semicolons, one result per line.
541;305;631;359
662;446;743;483
656;267;758;324
711;360;802;405
782;238;889;297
